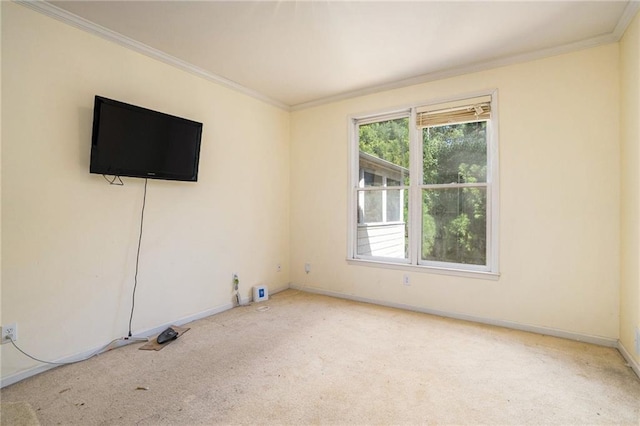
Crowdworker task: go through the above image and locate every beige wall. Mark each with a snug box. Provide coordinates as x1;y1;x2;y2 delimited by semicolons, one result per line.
1;2;290;380
290;44;621;340
2;1;636;385
620;10;640;363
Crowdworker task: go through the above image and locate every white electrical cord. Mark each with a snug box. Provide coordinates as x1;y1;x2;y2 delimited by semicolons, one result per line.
6;336;144;366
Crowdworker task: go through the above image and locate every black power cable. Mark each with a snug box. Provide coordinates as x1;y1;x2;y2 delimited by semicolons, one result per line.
128;178;148;337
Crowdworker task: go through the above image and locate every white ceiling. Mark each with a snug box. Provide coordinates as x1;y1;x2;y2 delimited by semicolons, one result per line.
36;1;640;109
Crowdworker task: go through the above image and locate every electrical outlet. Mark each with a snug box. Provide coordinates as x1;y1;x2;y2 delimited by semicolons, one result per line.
403;274;410;286
635;326;640;356
2;323;18;343
232;273;239;289
304;263;311;274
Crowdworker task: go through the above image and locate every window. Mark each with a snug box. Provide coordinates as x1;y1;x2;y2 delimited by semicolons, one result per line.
349;93;499;276
356;116;409;260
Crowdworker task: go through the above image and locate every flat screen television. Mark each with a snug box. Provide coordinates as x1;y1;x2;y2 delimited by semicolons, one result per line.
90;96;203;182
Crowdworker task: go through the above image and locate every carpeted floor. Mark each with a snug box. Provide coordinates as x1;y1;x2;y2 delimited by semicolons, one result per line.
0;401;40;426
2;289;640;425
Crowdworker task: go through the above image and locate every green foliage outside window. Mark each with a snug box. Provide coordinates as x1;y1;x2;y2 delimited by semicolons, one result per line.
358;118;488;266
359;118;410;185
422;122;487;265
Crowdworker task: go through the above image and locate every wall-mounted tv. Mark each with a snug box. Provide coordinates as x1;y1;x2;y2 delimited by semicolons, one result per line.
90;96;203;182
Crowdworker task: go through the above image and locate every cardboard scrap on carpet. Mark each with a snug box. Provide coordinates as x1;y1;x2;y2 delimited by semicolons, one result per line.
139;325;189;351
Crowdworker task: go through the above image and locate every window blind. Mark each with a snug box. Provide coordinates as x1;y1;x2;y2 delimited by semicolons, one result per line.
416;95;491;128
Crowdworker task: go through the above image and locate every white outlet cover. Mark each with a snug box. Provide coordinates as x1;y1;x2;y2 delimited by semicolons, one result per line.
1;323;17;343
635;326;640;355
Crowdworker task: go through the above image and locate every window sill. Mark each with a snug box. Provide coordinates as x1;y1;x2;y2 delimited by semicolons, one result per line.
346;258;500;281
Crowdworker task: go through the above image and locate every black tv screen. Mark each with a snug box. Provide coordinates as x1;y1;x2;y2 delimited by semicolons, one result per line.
90;96;203;182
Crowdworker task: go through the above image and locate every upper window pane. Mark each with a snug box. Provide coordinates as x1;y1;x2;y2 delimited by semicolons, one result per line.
359;118;410;187
423;121;487;185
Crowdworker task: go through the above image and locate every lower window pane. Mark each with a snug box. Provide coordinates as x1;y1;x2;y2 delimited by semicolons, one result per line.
386;189;402;222
357;189;408;259
363;190;383;223
422;187;486;265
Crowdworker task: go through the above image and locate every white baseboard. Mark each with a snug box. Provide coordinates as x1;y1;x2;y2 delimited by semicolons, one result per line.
2;284;292;388
236;283;289;306
617;340;640;379
1;301;234;389
268;284;290;296
290;284;619;348
3;283;627;388
131;302;234;341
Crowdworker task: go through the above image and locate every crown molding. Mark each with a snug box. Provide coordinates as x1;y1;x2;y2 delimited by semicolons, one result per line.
291;2;639;111
613;0;640;39
15;0;291;111
16;0;640;112
290;31;620;111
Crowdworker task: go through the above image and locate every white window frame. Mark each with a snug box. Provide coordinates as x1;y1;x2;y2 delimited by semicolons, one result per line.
347;91;500;279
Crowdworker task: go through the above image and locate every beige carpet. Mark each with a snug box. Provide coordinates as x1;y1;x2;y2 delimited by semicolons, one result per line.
1;401;40;425
2;289;640;425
